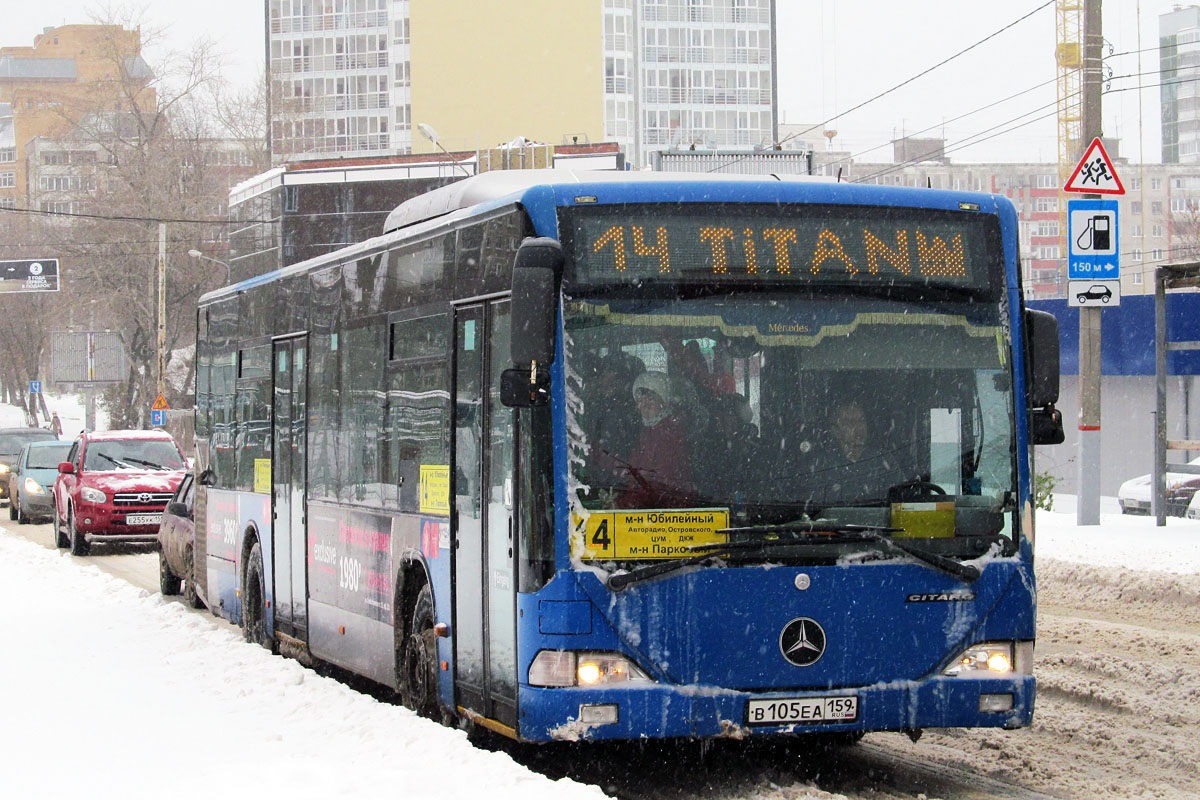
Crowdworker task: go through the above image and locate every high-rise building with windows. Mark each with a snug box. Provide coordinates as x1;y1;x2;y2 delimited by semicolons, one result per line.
267;0;776;166
1161;5;1200;164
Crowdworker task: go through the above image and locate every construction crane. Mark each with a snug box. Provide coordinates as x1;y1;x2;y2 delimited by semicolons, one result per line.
1056;0;1084;293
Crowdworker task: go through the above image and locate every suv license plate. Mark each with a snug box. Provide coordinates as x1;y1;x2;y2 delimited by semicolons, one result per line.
746;696;858;725
126;514;162;526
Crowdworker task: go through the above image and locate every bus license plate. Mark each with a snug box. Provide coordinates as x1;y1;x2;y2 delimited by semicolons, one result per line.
126;514;162;526
746;696;858;725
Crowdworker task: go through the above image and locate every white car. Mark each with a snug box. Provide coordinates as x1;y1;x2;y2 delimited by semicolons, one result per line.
1117;456;1200;516
1189;490;1200;521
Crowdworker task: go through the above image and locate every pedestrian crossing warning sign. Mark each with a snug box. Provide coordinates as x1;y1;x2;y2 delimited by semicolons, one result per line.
152;393;170;410
1063;138;1125;195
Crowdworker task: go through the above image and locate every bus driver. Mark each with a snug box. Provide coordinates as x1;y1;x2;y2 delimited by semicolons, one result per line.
618;370;694;508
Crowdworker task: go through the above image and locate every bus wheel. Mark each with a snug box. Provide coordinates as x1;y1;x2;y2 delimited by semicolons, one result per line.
242;542;275;652
400;584;438;718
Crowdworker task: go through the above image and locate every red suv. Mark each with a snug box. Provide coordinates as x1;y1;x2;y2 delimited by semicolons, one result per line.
53;430;187;556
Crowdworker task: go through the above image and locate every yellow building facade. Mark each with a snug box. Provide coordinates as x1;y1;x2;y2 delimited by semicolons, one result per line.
408;0;604;155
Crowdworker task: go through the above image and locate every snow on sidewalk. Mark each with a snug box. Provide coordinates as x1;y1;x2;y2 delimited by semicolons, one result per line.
0;533;606;800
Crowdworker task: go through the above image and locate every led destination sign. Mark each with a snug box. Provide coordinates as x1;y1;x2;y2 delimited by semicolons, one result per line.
569;205;995;291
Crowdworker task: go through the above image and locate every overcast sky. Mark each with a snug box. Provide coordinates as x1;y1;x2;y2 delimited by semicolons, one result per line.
5;1;1190;165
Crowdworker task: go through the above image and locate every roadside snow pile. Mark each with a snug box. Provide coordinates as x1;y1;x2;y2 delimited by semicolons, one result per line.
0;532;606;800
1036;495;1200;575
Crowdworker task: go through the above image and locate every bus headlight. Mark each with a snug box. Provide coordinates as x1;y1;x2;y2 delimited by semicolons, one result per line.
80;486;107;504
528;650;652;687
943;641;1032;676
24;478;46;495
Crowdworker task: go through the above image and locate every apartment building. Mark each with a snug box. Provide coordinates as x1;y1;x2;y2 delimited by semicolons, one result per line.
268;0;776;167
1161;5;1200;164
0;24;155;208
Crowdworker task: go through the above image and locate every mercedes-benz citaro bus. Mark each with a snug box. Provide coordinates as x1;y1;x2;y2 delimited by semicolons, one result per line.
192;170;1064;744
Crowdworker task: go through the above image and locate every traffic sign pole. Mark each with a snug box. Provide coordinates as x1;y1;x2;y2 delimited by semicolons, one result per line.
1076;0;1105;527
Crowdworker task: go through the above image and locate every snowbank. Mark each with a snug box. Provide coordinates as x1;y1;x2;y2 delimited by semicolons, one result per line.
0;534;605;800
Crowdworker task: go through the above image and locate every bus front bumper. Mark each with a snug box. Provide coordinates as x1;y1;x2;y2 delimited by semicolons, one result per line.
516;675;1034;742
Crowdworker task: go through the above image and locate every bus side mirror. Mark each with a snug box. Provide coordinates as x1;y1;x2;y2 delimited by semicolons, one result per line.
1031;406;1065;445
504;238;563;408
1025;308;1060;408
500;368;551;407
1025;309;1064;445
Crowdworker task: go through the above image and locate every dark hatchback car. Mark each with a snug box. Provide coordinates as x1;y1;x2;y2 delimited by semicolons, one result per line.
158;472;203;608
0;427;59;503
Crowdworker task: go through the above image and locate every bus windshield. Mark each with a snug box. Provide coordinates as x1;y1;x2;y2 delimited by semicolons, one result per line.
565;292;1016;546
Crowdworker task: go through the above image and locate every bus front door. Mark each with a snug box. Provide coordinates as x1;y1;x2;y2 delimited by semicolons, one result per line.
271;335;309;642
453;300;518;729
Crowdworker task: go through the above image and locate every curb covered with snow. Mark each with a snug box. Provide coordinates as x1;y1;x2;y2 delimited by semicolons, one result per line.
0;532;607;800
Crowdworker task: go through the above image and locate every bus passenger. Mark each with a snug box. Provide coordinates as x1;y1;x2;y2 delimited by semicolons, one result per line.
618;370;694;508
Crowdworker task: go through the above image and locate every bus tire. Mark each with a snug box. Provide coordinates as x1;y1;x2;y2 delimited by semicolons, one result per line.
68;507;90;556
399;583;438;718
159;550;182;596
183;546;204;609
242;541;275;652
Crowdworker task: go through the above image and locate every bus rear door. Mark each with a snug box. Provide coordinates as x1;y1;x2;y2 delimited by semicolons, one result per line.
272;335;309;641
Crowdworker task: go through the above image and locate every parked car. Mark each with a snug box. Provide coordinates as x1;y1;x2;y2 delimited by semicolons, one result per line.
157;472;204;608
52;430;187;556
9;440;73;524
0;427;59;504
1188;490;1200;521
1117;456;1200;516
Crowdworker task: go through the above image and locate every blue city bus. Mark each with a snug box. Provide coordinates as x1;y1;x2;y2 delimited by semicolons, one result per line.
192;171;1063;743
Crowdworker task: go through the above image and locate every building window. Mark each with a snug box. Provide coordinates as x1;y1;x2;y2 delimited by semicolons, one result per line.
1034;197;1058;213
1132;248;1142;261
1131;201;1142;213
1153;223;1165;237
1131;224;1142;237
1152;248;1164;260
0;148;14;163
1036;221;1059;237
1152;201;1164;215
1152;177;1163;190
0;197;14;209
1035;174;1056;188
0;172;14;188
1132;271;1143;285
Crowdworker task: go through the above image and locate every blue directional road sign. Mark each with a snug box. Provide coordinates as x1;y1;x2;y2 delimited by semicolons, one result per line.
30;380;42;394
150;409;166;427
1068;199;1119;280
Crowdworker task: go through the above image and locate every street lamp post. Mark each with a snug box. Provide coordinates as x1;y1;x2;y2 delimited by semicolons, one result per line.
188;249;232;285
416;123;472;177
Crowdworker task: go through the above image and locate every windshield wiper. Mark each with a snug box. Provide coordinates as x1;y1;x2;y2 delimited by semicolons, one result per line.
125;457;166;469
606;522;980;590
95;452;135;469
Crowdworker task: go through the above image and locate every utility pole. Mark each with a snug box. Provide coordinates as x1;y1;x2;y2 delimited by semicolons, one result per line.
157;223;167;405
1077;0;1103;525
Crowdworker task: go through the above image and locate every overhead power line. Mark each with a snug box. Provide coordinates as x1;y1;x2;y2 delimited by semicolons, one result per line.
777;0;1056;149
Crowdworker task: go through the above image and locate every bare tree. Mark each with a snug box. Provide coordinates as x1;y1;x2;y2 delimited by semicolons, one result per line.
1;9;260;429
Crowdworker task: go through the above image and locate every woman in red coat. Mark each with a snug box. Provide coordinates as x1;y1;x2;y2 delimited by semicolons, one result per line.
618;370;694;508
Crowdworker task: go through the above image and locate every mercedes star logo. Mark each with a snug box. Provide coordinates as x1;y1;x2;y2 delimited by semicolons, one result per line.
778;617;827;667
